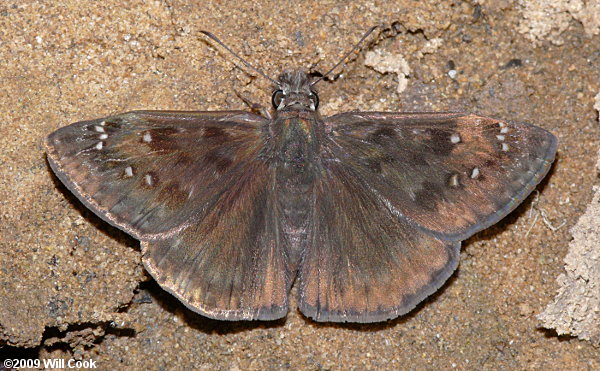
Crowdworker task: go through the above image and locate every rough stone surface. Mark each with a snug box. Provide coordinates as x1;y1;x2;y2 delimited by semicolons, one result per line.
365;49;411;93
538;182;600;345
538;107;600;346
517;0;600;44
1;0;600;369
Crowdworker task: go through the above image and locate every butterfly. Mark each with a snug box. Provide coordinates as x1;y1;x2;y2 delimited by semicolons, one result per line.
45;28;557;323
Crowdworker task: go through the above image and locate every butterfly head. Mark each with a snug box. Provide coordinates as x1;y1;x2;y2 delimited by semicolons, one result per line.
272;71;319;112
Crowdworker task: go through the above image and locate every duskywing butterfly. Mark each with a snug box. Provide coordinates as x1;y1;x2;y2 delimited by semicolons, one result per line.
45;28;557;323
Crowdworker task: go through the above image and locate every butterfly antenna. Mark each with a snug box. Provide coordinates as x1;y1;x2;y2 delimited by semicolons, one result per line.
311;25;379;87
200;31;280;86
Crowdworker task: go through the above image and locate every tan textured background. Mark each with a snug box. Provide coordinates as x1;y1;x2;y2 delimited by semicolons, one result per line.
1;0;599;368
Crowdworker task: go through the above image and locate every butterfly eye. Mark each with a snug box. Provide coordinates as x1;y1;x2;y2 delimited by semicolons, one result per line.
272;90;285;108
309;92;319;109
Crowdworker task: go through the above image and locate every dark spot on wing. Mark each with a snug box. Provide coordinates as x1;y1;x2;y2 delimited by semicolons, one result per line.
152;127;179;136
203;127;230;145
380;153;396;164
204;147;234;173
406;151;429;166
427;128;455;156
364;158;382;174
161;182;191;205
483;159;499;168
414;181;444;212
142;128;181;151
368;127;397;145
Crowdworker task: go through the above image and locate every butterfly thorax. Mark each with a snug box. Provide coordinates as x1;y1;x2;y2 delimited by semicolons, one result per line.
269;70;323;177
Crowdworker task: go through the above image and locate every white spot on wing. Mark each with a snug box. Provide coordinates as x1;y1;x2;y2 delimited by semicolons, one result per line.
124;166;133;177
99;121;106;126
500;127;509;134
470;167;480;179
145;174;153;186
94;125;105;132
496;135;505;141
450;133;461;144
143;132;152;143
449;173;460;187
502;143;509;151
99;133;108;140
95;141;103;150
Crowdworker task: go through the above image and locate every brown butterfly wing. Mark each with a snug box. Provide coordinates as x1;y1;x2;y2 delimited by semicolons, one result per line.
142;161;293;320
47;111;292;320
297;156;460;322
323;112;557;240
297;112;555;322
46;110;268;239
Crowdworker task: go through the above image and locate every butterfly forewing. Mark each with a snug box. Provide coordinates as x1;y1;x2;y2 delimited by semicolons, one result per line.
324;112;557;240
46;110;268;239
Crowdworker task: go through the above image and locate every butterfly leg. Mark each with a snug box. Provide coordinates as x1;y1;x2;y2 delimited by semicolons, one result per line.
234;88;272;119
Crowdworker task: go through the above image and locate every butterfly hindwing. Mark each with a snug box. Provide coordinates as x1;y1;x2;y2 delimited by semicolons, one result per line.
324;112;557;240
142;161;293;320
298;156;460;322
